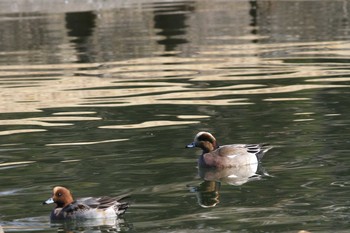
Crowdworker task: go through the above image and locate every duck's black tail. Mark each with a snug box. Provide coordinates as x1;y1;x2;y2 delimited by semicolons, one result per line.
116;195;130;216
256;144;272;161
246;143;272;161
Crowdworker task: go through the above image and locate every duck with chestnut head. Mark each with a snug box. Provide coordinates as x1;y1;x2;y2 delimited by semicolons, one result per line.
186;131;271;168
43;186;129;221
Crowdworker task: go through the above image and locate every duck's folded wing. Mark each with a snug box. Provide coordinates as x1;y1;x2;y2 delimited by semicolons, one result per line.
96;196;119;209
76;197;97;207
83;196;129;208
220;144;271;159
244;144;272;160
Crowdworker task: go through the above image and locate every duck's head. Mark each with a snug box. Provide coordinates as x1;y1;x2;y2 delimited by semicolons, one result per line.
43;186;74;208
186;131;219;153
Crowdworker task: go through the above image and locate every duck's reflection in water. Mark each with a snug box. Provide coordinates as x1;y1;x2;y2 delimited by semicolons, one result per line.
199;163;262;186
53;217;131;232
192;180;221;208
191;164;269;208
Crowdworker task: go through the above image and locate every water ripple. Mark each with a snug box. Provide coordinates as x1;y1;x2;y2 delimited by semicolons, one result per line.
99;120;199;129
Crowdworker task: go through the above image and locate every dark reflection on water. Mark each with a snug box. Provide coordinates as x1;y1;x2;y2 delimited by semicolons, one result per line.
153;1;194;51
66;11;97;63
1;0;350;232
190;158;270;208
190;180;221;208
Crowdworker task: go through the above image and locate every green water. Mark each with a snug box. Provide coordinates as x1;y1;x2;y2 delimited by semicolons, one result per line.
0;0;350;232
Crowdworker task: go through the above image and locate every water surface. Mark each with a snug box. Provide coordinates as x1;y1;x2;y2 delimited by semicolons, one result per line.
0;0;350;232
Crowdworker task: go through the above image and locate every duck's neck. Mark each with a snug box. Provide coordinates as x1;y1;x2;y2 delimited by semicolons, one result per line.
56;197;74;208
203;142;219;153
213;141;219;150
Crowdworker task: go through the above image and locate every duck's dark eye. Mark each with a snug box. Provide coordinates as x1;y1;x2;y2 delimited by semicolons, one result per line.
57;192;62;197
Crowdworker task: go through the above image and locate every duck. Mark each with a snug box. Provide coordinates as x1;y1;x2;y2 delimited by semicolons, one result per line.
43;186;129;221
186;131;271;168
